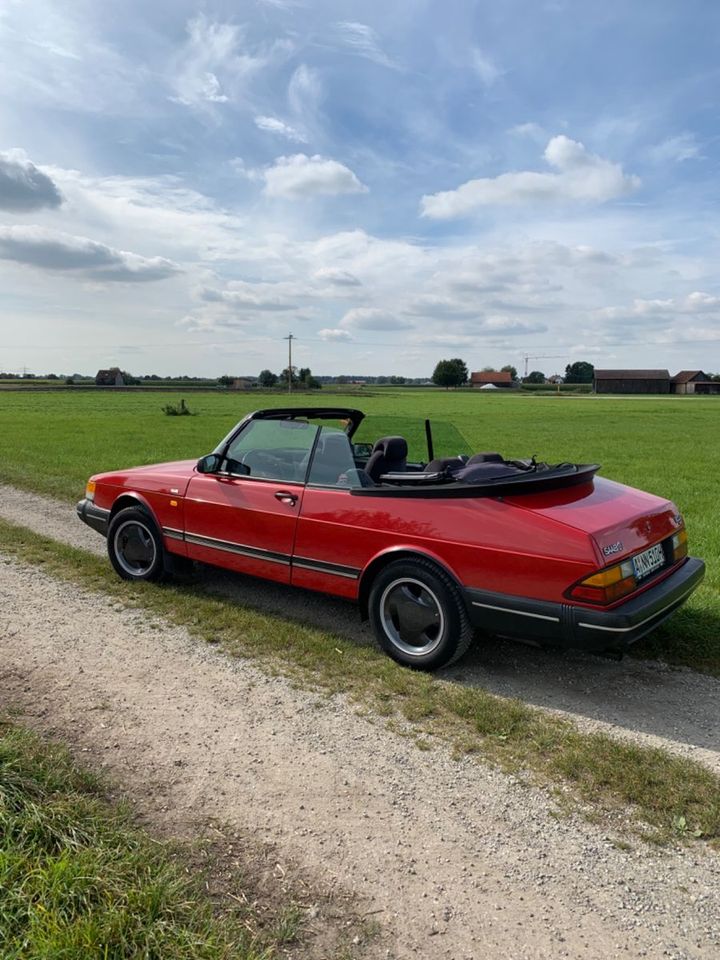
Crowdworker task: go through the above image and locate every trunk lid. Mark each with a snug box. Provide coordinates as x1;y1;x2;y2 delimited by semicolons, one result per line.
504;476;681;565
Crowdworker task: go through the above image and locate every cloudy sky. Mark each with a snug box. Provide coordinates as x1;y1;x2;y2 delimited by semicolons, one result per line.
1;0;719;378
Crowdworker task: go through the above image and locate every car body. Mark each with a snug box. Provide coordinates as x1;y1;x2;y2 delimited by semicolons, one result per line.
77;406;704;669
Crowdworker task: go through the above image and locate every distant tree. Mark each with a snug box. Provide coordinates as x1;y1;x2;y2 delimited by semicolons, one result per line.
296;367;322;389
482;366;495;372
280;365;299;386
565;361;595;384
258;369;278;387
376;375;388;385
501;364;519;381
389;375;407;385
432;358;468;389
336;375;348;384
525;370;546;384
217;375;234;387
65;376;74;385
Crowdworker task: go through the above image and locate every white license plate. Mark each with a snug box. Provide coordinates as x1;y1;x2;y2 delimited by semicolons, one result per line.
632;543;665;580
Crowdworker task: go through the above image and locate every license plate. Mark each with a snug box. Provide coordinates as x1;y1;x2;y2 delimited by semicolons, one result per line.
632;543;665;580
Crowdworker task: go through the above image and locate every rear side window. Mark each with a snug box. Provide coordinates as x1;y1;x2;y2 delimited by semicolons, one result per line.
225;419;318;482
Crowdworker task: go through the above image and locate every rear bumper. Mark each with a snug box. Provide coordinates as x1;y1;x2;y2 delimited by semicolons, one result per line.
76;498;110;536
464;557;705;652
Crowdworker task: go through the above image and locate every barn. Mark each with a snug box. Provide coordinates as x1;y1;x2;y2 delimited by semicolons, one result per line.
593;369;671;394
671;370;720;395
471;371;515;389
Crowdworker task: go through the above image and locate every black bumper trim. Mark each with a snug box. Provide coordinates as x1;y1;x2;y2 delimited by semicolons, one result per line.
76;499;110;536
464;557;705;652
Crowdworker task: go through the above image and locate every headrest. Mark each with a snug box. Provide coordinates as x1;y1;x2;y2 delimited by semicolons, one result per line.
374;436;408;459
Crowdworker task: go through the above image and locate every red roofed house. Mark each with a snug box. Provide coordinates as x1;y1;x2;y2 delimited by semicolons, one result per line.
470;370;515;389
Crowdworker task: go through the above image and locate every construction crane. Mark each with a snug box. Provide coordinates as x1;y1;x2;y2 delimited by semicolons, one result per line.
522;354;567;378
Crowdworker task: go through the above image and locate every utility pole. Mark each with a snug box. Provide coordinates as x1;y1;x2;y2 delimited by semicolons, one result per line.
284;333;295;394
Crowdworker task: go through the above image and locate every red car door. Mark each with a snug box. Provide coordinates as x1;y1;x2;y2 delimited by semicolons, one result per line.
182;418;318;583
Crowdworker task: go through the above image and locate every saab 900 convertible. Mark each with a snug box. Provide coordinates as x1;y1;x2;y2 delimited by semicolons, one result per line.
77;406;704;670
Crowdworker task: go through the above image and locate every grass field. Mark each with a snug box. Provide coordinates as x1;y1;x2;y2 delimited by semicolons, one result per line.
0;720;285;959
1;387;718;673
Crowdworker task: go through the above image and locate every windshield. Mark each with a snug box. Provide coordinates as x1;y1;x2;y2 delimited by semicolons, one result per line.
352;416;471;464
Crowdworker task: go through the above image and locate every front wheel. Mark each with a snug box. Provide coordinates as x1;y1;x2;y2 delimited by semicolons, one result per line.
368;558;474;670
107;507;165;582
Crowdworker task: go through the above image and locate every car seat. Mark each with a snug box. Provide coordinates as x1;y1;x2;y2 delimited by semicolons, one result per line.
365;436;408;482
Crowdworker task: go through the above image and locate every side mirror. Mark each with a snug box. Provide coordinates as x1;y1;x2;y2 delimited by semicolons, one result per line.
196;453;223;474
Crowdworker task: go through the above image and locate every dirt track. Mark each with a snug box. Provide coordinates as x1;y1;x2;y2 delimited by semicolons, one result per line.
1;483;720;958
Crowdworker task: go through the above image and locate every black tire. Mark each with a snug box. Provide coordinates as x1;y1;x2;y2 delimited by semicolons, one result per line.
368;557;474;670
107;507;165;582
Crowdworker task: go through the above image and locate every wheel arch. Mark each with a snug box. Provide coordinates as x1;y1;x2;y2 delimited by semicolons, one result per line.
109;492;158;526
358;547;464;621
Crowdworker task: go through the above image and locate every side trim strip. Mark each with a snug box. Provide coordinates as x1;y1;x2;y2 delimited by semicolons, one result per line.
292;556;360;580
167;528;360;578
162;527;185;541
185;531;290;566
577;585;698;633
471;600;560;623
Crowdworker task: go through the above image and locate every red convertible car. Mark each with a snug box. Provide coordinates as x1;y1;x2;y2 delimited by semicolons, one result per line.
77;406;704;670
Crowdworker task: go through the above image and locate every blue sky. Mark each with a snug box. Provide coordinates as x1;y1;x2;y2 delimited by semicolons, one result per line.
1;0;719;377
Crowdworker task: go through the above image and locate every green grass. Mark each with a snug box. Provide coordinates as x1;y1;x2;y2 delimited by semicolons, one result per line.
2;518;719;846
0;388;717;673
0;720;275;960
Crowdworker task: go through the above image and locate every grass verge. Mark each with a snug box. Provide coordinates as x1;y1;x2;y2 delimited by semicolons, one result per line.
2;516;719;846
0;720;274;960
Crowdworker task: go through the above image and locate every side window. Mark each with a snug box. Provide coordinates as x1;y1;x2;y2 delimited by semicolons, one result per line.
225;420;318;482
307;427;363;488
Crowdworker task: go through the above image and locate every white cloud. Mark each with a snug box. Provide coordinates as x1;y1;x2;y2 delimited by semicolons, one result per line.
471;48;501;86
262;154;367;198
508;122;545;139
0;149;63;211
313;267;361;286
254;115;307;142
649;133;702;164
340;307;413;330
170;15;264;107
288;64;323;119
317;327;353;341
0;224;180;281
421;135;640;218
197;280;298;311
599;291;720;322
334;22;398;69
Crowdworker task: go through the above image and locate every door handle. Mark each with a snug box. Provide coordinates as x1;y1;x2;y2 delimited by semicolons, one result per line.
274;490;298;505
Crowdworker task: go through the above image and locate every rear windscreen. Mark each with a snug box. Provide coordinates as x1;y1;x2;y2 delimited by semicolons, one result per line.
352;416;471;464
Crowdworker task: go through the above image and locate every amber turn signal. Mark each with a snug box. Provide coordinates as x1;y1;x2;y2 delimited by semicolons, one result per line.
568;559;637;605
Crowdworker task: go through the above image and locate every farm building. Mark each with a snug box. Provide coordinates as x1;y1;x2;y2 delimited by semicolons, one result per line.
671;370;720;395
593;369;671;394
95;367;125;386
471;370;515;389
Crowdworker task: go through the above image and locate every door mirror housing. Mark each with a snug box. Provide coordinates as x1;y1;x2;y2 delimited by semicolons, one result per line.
196;453;223;474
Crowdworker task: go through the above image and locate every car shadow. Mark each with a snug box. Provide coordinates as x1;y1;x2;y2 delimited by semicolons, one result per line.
191;564;720;764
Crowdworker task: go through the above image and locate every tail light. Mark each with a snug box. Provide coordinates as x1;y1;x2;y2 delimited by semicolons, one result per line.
568;559;637;605
568;528;689;606
672;529;688;562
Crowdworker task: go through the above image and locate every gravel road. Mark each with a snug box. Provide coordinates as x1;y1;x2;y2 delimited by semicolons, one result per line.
3;556;720;960
1;482;718;775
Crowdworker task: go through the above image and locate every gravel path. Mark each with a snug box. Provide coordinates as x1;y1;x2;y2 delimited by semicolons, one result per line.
2;557;720;960
2;482;719;775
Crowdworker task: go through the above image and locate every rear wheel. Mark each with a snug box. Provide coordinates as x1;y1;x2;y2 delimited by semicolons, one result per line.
368;558;474;670
107;507;165;582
